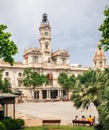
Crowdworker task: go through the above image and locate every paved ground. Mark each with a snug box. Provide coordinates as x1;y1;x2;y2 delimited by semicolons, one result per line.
15;101;98;126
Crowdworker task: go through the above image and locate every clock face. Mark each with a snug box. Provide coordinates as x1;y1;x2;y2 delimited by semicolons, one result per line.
45;31;48;36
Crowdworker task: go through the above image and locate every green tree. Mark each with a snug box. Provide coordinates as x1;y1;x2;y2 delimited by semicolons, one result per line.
22;68;48;88
97;69;109;130
0;69;11;92
98;5;109;129
0;24;17;92
58;73;68;86
98;88;109;130
21;68;33;87
99;5;109;51
31;71;48;88
71;69;109;130
0;24;18;65
21;68;48;98
71;69;108;108
58;73;76;100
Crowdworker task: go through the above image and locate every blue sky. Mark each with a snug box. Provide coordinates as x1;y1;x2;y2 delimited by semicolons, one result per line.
0;0;109;67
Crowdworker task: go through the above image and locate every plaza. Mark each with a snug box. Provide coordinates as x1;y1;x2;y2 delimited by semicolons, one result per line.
15;101;98;126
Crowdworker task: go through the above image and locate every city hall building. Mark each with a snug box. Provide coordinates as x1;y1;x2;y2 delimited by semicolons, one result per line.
0;14;107;101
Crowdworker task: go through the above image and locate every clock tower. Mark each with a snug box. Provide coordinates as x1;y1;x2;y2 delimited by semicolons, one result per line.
39;13;52;63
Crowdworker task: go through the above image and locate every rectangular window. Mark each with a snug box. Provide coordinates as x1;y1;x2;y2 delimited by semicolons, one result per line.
33;56;38;63
61;58;66;65
5;72;9;76
100;61;102;67
45;44;48;49
18;80;22;86
18;73;22;77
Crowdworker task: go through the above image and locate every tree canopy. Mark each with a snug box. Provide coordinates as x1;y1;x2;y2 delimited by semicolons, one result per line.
0;24;18;65
98;88;109;130
99;5;109;51
0;69;11;92
71;69;108;108
58;72;76;99
21;68;49;88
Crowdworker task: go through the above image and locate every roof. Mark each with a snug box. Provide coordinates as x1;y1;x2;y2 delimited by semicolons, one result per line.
94;50;106;60
0;93;17;98
93;42;106;60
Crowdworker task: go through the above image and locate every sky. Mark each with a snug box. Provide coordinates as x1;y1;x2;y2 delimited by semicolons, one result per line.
0;0;109;67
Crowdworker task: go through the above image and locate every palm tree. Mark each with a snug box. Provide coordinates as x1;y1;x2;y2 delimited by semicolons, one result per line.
71;69;109;108
98;88;109;130
71;68;109;130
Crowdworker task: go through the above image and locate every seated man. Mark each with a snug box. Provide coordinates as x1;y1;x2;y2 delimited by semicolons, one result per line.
88;115;93;125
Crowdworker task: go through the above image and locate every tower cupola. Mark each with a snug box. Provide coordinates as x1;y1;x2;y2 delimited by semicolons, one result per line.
93;42;106;69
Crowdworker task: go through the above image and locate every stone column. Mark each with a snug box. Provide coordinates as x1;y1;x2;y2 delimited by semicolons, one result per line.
60;90;62;100
47;90;50;99
39;89;43;99
13;103;15;119
59;90;62;99
57;89;60;99
4;104;7;117
47;90;48;99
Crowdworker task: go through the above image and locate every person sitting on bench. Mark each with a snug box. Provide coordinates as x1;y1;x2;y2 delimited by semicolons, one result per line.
75;115;79;120
81;115;86;121
88;115;93;125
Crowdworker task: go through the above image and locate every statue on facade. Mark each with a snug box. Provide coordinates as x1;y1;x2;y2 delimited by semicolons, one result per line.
42;13;49;23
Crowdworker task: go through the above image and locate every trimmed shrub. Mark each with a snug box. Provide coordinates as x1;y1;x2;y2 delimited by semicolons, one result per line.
0;122;6;130
13;119;25;129
94;124;103;130
2;118;25;130
2;118;13;130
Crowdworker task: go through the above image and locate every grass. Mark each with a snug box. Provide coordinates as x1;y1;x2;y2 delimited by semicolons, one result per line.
22;126;96;130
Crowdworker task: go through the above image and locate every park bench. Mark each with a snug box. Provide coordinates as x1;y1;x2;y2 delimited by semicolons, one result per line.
42;119;61;126
72;120;91;126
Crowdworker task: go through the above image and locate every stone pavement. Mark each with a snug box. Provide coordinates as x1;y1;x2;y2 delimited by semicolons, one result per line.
15;101;98;126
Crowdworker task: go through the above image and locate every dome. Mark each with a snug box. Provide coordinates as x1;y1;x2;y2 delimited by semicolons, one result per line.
94;43;106;60
94;50;106;59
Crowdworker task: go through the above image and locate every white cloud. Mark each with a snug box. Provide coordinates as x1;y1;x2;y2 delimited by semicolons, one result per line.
0;0;109;66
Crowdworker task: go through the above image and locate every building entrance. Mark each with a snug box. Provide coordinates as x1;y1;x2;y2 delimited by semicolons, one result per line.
42;89;58;100
50;90;58;99
42;90;47;99
34;91;39;99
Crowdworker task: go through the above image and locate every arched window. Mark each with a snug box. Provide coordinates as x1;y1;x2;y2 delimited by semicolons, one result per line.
45;42;49;50
5;72;9;76
99;61;102;67
45;44;48;49
33;56;38;63
18;79;22;86
45;31;48;36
